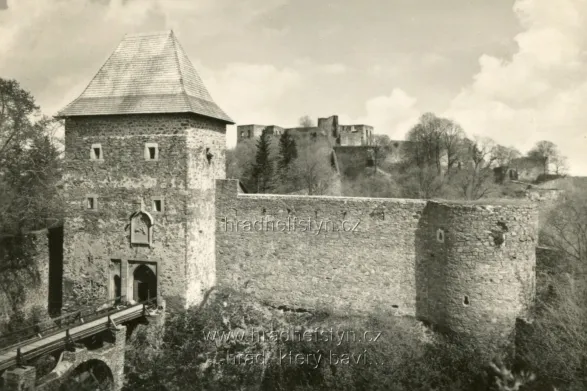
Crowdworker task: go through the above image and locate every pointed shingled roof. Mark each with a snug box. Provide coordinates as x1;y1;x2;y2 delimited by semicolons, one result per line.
56;30;234;123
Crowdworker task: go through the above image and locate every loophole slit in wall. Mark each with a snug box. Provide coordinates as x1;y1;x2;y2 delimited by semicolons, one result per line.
436;228;445;243
463;295;470;306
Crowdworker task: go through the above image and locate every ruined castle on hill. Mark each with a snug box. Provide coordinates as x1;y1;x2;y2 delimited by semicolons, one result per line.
237;116;375;147
2;31;540;354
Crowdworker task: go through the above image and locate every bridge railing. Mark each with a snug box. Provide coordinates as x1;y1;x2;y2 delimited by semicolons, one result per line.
0;297;157;370
0;295;157;351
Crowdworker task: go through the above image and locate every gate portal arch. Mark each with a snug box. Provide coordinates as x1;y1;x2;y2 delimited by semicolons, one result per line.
133;264;157;303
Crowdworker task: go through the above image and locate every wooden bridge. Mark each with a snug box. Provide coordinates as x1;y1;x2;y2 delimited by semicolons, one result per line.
0;297;156;373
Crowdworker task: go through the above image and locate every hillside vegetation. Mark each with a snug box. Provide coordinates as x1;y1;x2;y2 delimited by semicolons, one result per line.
228;113;567;201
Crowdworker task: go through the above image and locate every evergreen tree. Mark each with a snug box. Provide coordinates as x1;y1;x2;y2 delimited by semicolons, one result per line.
278;130;298;172
252;129;274;193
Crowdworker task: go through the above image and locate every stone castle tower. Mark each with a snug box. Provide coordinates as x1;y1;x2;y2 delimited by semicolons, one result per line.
56;31;232;312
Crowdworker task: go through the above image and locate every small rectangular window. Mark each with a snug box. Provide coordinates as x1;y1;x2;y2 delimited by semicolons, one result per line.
90;144;103;160
86;196;98;210
144;143;159;160
152;197;164;213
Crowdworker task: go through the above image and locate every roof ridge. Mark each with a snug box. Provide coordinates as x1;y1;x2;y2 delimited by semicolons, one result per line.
169;31;192;110
124;30;173;38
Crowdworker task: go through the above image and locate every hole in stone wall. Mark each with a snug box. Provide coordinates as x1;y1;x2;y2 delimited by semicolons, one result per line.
315;210;319;219
492;231;505;247
148;147;156;159
206;147;213;164
491;222;508;247
463;296;470;306
287;208;291;214
262;208;266;215
93;147;101;159
153;199;162;213
392;305;399;309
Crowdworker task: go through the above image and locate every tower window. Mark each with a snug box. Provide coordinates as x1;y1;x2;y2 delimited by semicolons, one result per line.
86;195;98;210
90;144;103;160
144;143;159;160
152;197;164;213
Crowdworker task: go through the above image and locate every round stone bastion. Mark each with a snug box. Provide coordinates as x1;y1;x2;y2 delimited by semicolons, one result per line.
417;199;538;349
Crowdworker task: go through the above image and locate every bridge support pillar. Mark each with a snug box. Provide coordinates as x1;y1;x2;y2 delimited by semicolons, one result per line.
110;325;127;391
3;366;36;391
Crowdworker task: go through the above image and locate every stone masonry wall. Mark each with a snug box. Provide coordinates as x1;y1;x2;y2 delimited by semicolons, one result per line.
185;128;226;307
216;179;427;314
62;114;225;312
35;325;127;391
415;201;538;348
333;146;374;178
216;179;538;344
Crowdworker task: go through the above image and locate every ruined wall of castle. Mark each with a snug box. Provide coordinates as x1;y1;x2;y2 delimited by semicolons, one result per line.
216;179;538;342
62;114;225;312
333;146;374;178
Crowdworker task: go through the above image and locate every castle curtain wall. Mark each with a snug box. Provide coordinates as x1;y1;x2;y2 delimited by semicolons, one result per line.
216;179;538;344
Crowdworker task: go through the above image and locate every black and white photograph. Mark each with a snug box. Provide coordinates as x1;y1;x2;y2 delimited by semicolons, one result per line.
0;0;586;390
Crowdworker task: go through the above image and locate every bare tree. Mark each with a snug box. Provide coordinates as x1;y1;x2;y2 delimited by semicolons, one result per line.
291;140;335;195
399;164;446;199
439;118;465;174
372;134;392;166
298;115;314;128
540;187;587;273
492;145;521;168
551;155;568;176
226;139;257;190
404;113;465;177
528;140;559;175
405;113;443;174
453;136;498;200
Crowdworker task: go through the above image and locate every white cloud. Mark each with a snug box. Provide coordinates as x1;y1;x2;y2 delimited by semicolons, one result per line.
196;61;302;147
340;88;420;140
199;62;301;125
0;0;286;115
444;0;587;175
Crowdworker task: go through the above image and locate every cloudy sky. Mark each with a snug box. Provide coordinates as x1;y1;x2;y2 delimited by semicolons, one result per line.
1;0;586;174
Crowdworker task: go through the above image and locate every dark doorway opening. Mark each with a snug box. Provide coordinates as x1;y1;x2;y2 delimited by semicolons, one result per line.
133;265;156;303
113;275;121;304
48;226;64;317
